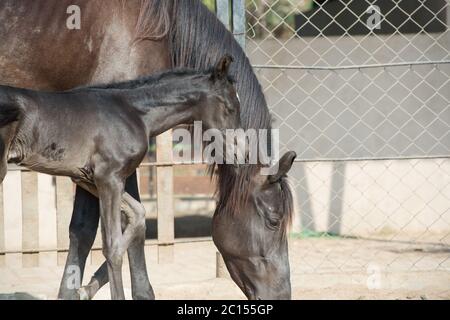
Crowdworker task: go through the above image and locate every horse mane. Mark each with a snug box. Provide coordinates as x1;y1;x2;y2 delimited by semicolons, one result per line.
133;0;172;41
137;0;293;228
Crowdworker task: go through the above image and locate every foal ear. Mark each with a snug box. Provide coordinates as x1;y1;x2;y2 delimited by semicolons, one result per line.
268;151;297;183
212;54;234;81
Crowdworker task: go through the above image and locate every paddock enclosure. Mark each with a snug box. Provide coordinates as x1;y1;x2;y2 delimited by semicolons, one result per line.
1;0;449;299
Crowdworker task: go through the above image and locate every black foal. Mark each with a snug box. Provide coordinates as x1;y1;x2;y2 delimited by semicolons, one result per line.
0;55;240;299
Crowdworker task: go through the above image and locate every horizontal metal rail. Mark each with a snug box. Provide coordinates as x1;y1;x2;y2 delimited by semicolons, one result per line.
6;154;450;172
0;237;213;255
252;60;450;71
292;155;450;163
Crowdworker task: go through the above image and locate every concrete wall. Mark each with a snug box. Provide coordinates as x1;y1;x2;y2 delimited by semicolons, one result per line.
247;33;450;159
290;158;450;242
247;32;450;240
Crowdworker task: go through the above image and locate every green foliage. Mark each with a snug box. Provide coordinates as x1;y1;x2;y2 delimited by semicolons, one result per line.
247;0;313;38
201;0;314;39
202;0;216;12
290;229;342;239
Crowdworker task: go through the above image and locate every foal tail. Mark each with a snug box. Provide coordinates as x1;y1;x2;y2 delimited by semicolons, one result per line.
0;103;22;128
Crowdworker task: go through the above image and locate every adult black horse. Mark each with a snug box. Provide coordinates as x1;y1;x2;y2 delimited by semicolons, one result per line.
0;0;296;300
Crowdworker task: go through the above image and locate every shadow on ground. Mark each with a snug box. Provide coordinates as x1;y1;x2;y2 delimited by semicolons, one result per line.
145;215;212;239
0;293;42;300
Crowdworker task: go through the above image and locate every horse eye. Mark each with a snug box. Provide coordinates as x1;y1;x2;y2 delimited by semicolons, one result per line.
265;211;281;230
255;196;282;230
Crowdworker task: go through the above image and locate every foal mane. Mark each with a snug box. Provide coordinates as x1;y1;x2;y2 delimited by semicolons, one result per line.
79;68;206;91
136;0;293;227
76;66;234;92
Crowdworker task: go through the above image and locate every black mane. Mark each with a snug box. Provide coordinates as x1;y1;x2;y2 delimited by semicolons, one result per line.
76;68;205;91
75;66;235;93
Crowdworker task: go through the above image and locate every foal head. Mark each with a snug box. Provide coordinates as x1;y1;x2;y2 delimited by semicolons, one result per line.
192;54;241;132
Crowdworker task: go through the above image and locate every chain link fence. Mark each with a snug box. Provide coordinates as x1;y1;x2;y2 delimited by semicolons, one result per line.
243;0;450;293
1;0;449;299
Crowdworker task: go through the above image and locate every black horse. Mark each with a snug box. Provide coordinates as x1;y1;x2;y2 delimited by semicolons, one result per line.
0;56;241;300
0;0;296;300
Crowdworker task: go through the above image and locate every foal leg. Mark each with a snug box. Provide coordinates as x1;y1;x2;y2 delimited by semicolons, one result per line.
97;176;126;300
77;173;154;300
80;172;155;300
122;173;154;300
58;186;99;300
60;173;153;300
78;192;148;300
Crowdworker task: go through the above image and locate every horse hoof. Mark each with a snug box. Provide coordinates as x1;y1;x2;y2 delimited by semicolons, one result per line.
78;287;90;300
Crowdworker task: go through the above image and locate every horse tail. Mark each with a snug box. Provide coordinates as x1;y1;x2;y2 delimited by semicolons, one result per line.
0;103;22;128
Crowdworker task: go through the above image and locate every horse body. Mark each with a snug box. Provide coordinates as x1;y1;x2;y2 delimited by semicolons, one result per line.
0;0;295;300
0;0;165;90
0;57;240;299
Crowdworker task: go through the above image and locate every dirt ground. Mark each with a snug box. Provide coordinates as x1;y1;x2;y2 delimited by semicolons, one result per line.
1;237;449;300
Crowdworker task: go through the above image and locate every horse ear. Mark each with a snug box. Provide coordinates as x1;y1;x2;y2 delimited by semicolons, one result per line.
268;151;297;183
212;54;234;80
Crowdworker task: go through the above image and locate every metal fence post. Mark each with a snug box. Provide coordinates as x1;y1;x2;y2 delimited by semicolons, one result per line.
232;0;246;48
217;0;230;30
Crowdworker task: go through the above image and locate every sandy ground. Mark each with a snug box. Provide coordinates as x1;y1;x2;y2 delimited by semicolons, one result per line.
1;237;449;300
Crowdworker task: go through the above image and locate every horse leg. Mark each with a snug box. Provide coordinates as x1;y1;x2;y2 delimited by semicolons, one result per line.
97;176;126;300
57;186;99;300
